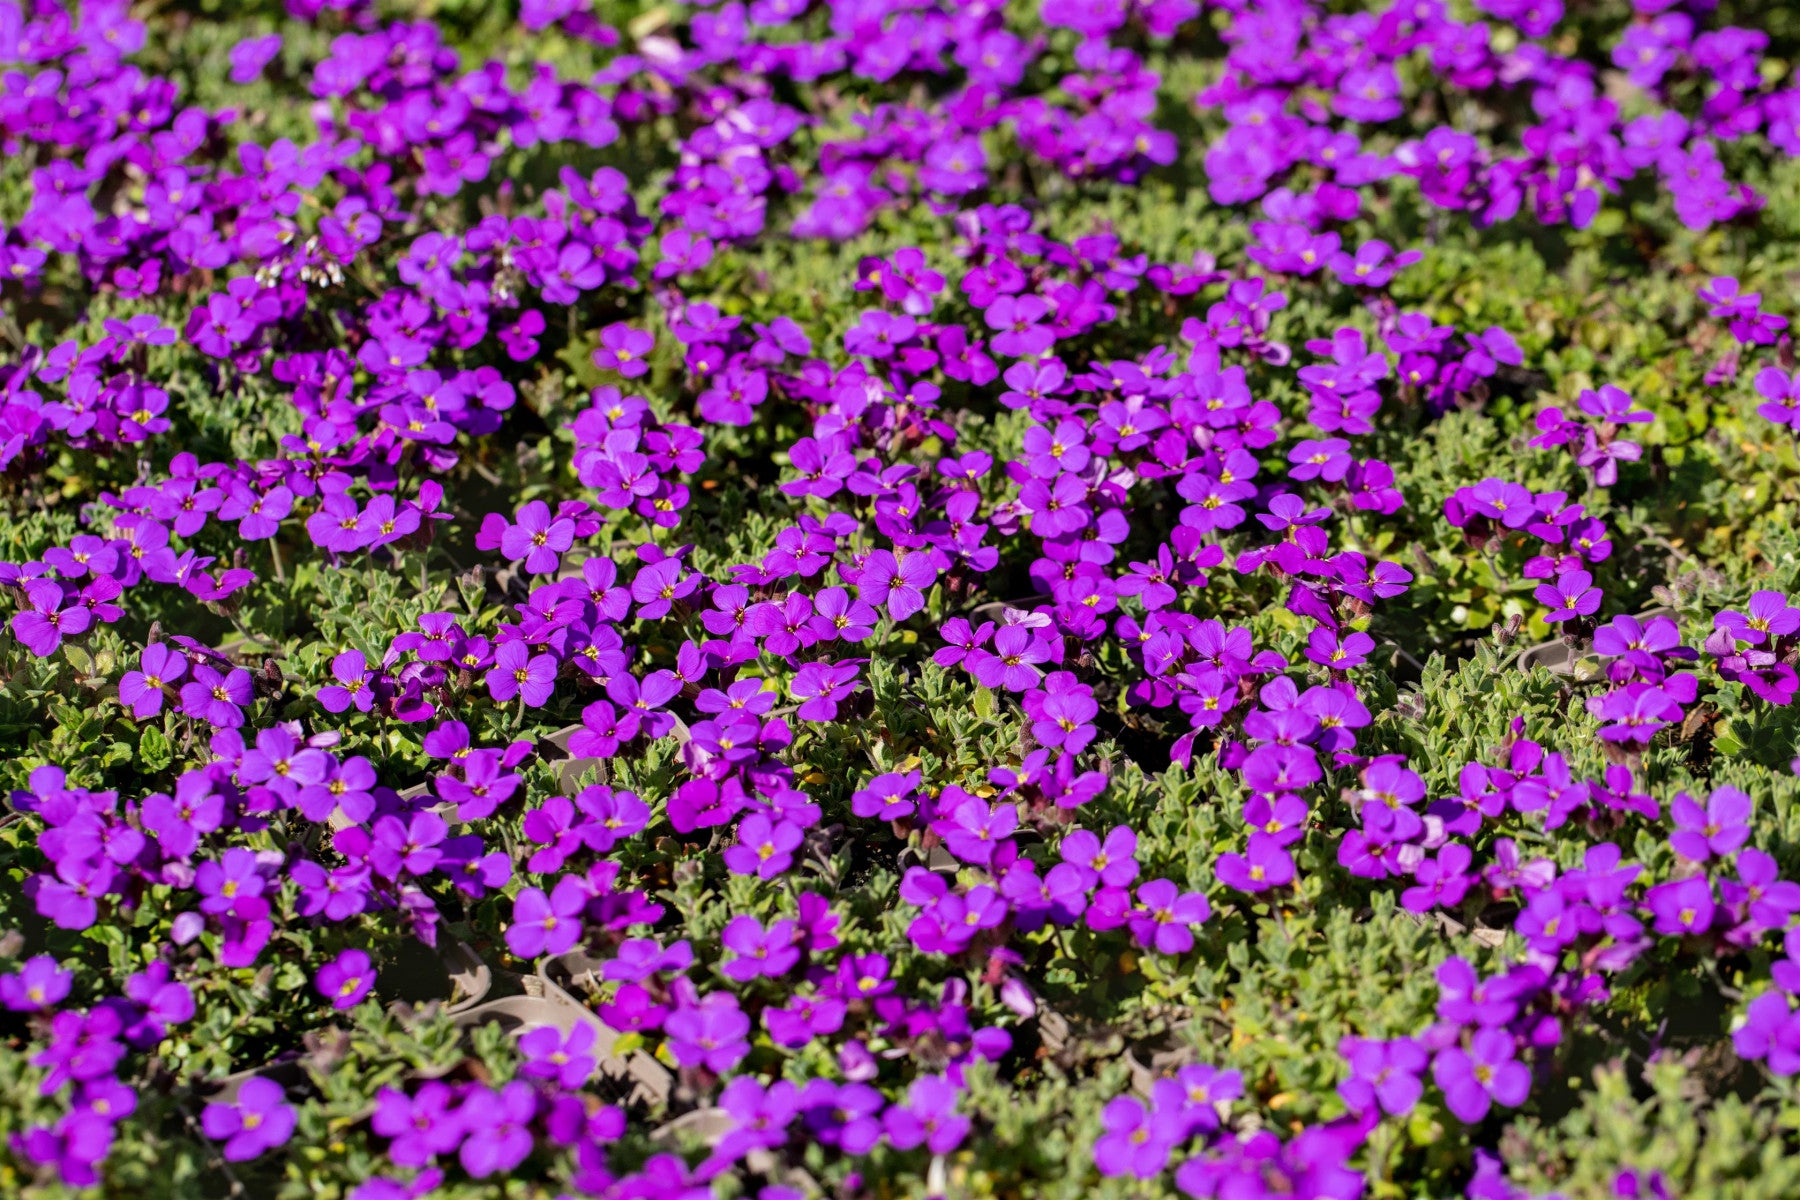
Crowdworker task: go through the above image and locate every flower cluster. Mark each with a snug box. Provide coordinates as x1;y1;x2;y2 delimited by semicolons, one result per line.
5;0;1800;1197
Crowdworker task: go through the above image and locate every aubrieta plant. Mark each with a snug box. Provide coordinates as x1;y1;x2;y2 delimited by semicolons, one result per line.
7;0;1800;1197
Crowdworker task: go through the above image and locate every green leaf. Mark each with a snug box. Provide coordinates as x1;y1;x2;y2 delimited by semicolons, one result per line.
139;726;172;773
973;686;996;721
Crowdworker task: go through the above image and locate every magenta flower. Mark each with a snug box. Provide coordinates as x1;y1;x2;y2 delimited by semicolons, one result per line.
1019;473;1092;538
1214;834;1296;894
857;549;937;621
1061;826;1139;889
1735;993;1800;1076
1126;879;1210;954
1669;787;1752;862
969;625;1051;692
1305;627;1375;670
1755;368;1800;427
505;877;588;958
722;813;804;879
1645;876;1716;936
497;501;576;575
851;771;920;822
318;649;378;714
1030;685;1099;753
664;995;751;1073
220;483;292;541
196;848;266;915
630;558;698;620
1589;681;1685;744
1535;569;1602;624
179;664;254;728
883;1075;969;1155
315;949;376;1010
1432;1030;1530;1124
459;1082;537;1178
593;322;654;378
1091;1095;1179;1178
486;641;557;708
1287;437;1354;482
0;956;73;1012
1338;1036;1427;1116
202;1078;296;1161
719;915;801;982
1716;591;1800;645
791;659;863;721
371;1083;463;1168
227;33;282;84
118;642;187;719
519;1022;600;1089
12;580;90;657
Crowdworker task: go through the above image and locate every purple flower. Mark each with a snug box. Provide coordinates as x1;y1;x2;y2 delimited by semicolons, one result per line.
315;949;376;1010
196;848;266;915
1401;844;1474;913
318;649;378;714
1338;1037;1427;1116
202;1078;296;1161
1060;826;1139;889
1645;875;1716;936
1030;684;1099;753
593;322;654;378
519;1022;600;1089
1241;745;1322;796
1534;569;1602;624
1432;1030;1530;1123
220;484;292;541
1126;879;1210;955
0;956;73;1012
791;660;863;721
1214;833;1296;894
631;558;698;620
124;962;195;1043
1435;958;1520;1027
723;814;804;879
459;1082;537;1178
1091;1095;1179;1179
1669;787;1752;862
1755;368;1800;427
1735;992;1800;1076
12;580;91;657
506;876;588;958
498;501;576;575
371;1083;464;1167
857;549;937;622
852;771;920;822
32;1006;126;1093
720;915;801;982
1019;474;1092;538
665;995;751;1074
806;586;878;643
227;33;282;84
1716;591;1800;645
883;1075;969;1155
970;625;1051;693
1590;681;1686;744
118;643;186;719
179;664;254;728
1305;627;1374;670
933;795;1019;867
369;811;449;879
1288;438;1354;483
487;641;557;708
1726;849;1800;936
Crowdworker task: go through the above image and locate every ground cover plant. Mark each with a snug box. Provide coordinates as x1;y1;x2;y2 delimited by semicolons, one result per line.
10;0;1800;1196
